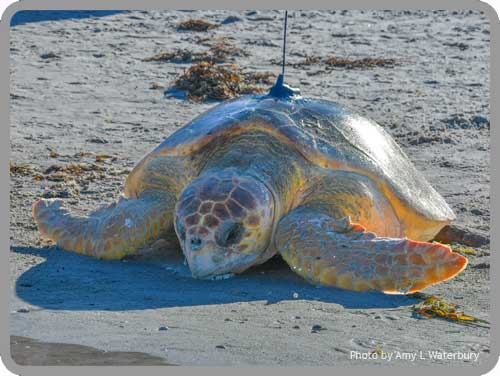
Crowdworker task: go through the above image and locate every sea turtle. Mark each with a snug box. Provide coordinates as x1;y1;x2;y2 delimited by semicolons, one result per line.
33;77;467;294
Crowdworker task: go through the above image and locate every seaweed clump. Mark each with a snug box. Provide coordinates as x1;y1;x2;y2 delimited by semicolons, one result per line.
412;296;489;325
176;19;218;32
173;61;275;102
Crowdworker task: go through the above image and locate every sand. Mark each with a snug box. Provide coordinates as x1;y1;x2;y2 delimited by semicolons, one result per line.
9;10;491;366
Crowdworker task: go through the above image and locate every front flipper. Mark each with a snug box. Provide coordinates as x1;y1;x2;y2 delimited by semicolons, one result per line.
275;208;468;294
33;190;175;260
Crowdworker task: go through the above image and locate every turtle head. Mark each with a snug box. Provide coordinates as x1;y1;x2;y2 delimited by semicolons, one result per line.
174;169;275;279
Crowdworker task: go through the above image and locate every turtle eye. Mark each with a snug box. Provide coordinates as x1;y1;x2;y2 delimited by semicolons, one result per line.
216;221;244;247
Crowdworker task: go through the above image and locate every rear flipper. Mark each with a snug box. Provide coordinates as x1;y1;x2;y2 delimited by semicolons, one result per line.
33;190;175;260
275;207;467;294
433;224;489;248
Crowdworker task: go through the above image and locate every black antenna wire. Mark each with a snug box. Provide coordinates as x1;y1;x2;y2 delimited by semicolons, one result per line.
268;10;299;98
282;10;288;77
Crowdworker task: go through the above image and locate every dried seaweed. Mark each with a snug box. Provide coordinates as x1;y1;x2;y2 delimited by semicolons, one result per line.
433;241;477;256
143;49;204;63
173;61;275;102
271;54;396;70
452;247;477;255
144;41;247;65
176;19;218;32
270;55;322;69
412;296;489;325
95;154;117;163
196;36;236;47
243;71;276;85
325;56;396;69
44;163;106;176
10;162;34;176
208;42;248;62
47;148;60;158
74;151;95;158
150;83;165;90
42;181;81;198
371;345;385;356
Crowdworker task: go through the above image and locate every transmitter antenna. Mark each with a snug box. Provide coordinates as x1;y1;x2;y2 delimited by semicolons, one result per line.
268;10;300;99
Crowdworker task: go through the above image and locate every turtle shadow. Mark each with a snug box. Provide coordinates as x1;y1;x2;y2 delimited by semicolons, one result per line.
12;245;419;311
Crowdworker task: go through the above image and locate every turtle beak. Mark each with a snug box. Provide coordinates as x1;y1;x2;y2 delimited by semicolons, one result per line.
185;243;257;279
187;262;208;279
183;234;217;278
186;251;221;279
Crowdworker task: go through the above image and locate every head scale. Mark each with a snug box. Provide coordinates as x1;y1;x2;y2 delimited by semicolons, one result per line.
174;169;275;279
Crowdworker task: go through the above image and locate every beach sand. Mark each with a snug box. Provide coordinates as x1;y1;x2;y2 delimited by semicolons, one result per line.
9;10;491;366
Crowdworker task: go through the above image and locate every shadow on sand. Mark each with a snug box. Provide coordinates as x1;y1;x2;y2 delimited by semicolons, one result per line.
10;10;129;27
12;245;419;311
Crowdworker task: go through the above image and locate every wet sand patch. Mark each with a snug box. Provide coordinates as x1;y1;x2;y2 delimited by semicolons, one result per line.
10;336;173;366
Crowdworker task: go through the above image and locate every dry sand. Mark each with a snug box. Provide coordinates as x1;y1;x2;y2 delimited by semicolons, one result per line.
9;10;491;366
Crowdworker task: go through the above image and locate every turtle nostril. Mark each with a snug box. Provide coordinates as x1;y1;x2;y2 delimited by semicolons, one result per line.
190;236;203;251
